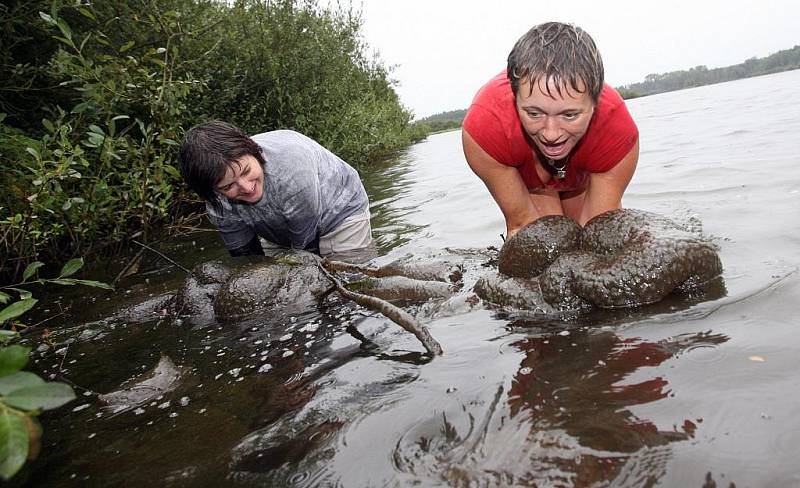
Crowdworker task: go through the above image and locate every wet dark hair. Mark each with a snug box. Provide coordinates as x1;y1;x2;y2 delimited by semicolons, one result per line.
507;22;604;103
178;121;265;213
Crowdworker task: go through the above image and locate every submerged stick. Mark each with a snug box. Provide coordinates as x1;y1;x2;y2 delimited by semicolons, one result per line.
132;239;192;276
114;247;145;286
318;260;443;356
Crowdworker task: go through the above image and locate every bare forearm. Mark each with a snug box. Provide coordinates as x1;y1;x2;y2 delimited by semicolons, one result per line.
463;130;538;237
576;140;639;225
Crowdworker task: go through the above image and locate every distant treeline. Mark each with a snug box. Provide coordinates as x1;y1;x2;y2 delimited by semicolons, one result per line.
409;45;800;136
0;0;426;279
412;109;467;134
616;45;800;98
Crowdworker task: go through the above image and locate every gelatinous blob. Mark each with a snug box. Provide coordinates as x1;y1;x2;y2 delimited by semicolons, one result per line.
473;270;554;313
483;209;723;311
98;355;187;413
213;256;331;319
498;215;583;279
348;275;455;302
568;209;723;309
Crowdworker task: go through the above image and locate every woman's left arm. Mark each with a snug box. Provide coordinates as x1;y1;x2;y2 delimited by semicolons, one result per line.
576;140;640;225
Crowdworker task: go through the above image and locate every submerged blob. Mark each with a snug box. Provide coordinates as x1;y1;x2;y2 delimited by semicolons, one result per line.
498;215;583;279
170;276;221;318
348;275;455;303
213;252;331;319
478;209;724;311
98;355;187;413
559;209;723;309
376;255;465;283
117;210;723;323
473;270;554;313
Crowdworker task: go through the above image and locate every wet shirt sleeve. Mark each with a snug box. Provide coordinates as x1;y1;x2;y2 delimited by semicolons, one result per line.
576;85;640;173
463;103;517;166
207;204;258;252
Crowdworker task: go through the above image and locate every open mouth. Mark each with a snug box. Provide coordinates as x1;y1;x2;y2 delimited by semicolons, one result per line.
538;139;568;158
246;180;262;200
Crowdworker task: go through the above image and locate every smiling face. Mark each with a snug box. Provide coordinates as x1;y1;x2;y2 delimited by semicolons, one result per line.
214;154;264;203
515;77;595;161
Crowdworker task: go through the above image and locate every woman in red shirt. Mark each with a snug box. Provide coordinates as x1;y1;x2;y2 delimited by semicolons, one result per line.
463;22;640;238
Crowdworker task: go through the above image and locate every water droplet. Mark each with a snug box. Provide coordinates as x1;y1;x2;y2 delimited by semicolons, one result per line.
300;323;319;333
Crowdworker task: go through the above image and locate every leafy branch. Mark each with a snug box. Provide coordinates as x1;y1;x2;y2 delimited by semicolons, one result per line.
1;258;112;329
0;257;111;479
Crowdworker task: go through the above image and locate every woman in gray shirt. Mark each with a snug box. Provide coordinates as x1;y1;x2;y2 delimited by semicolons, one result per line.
179;121;372;256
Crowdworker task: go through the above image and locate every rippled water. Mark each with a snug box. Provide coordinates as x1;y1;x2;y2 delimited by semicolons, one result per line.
19;70;800;487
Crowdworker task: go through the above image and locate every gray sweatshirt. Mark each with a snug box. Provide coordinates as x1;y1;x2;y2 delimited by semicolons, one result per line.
207;130;369;252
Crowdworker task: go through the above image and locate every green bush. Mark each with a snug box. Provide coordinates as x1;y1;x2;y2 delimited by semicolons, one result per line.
0;0;420;280
1;3;191;276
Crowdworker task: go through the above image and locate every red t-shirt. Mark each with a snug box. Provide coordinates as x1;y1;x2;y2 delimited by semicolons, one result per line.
463;72;638;192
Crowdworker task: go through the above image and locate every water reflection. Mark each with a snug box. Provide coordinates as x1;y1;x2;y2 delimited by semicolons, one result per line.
360;152;428;253
393;328;729;487
19;299;374;486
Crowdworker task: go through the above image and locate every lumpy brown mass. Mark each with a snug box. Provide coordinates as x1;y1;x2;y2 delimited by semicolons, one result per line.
493;209;723;310
498;215;583;279
164;209;723;320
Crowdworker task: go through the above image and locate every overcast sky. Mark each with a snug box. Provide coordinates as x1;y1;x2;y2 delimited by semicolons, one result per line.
350;0;800;118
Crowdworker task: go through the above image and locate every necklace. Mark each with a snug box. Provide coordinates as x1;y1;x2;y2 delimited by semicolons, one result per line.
545;156;569;179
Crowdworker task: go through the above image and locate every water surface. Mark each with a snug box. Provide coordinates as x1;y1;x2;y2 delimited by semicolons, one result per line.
20;70;800;487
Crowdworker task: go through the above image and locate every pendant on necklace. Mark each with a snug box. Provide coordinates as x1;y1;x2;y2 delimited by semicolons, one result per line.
544;155;568;180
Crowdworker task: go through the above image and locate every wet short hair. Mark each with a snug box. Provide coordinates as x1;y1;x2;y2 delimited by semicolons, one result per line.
178;121;265;213
507;22;604;103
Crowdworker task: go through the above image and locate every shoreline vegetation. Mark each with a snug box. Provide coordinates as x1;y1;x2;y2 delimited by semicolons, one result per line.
1;0;428;475
412;45;800;130
2;0;796;283
0;0;427;282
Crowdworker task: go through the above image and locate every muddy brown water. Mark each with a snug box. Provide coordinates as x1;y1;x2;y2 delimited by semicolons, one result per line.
15;70;800;487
